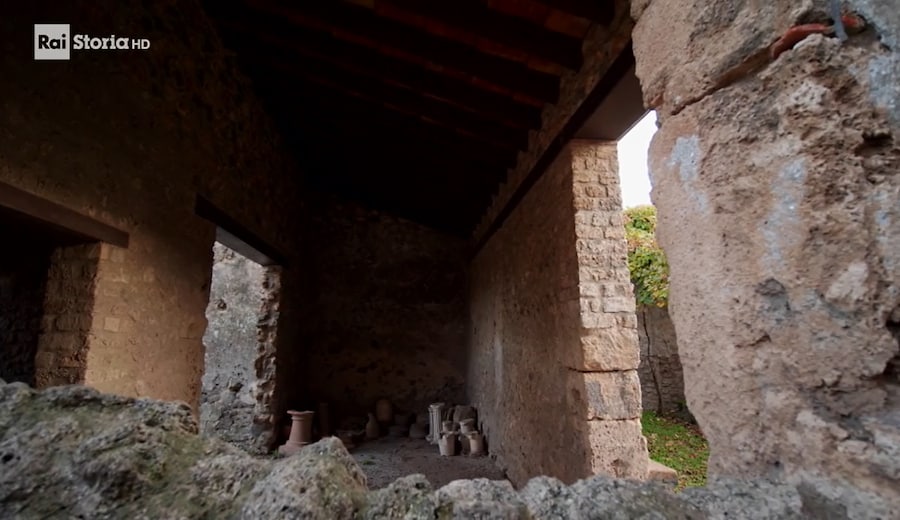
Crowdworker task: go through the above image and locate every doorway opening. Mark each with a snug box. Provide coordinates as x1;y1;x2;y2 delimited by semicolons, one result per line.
200;233;282;454
0;185;117;388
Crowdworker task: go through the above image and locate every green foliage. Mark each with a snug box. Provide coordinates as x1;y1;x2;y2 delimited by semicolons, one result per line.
641;411;709;490
623;205;669;307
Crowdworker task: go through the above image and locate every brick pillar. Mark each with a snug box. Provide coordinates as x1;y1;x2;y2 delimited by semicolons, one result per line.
34;244;100;388
564;140;648;480
634;0;900;514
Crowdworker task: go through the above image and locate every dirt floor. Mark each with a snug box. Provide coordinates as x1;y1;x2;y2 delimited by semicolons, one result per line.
350;436;507;489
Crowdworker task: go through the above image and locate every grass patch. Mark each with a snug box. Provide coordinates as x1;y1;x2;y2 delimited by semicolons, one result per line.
641;411;709;490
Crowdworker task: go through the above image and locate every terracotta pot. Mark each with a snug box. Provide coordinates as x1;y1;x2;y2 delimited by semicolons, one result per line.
438;433;457;456
278;410;314;456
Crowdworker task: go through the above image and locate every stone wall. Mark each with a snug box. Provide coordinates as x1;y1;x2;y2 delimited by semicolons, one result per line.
34;245;100;389
637;305;685;415
634;0;900;515
0;246;52;385
200;242;280;453
0;1;304;412
468;140;646;486
300;196;468;421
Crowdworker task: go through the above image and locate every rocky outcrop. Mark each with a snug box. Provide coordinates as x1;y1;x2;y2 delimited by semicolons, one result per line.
634;0;900;516
637;305;685;415
0;381;826;518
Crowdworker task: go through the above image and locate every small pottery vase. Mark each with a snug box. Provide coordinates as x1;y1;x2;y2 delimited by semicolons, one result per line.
460;418;476;434
438;432;457;456
441;420;455;433
375;399;393;423
278;410;315;456
365;412;380;440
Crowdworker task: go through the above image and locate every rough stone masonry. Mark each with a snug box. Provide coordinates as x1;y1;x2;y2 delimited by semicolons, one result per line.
0;380;829;519
634;0;900;517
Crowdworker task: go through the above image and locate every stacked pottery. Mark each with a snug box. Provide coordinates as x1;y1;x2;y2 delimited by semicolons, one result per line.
438;419;458;456
438;431;457;456
466;431;485;456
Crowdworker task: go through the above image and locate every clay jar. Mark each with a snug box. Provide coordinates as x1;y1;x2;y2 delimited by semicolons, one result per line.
441;420;455;433
375;399;393;423
459;419;476;434
466;432;485;456
438;432;457;456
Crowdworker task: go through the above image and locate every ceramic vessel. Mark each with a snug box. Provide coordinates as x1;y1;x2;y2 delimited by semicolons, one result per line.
441;420;455;433
459;418;476;434
438;432;457;456
365;412;380;440
467;432;485;456
375;398;393;423
278;410;314;456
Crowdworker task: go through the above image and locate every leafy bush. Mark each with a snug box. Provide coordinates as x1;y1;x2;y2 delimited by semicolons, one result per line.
623;205;669;307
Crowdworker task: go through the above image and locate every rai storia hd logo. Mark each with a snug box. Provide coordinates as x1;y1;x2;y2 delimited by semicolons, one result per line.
34;24;151;60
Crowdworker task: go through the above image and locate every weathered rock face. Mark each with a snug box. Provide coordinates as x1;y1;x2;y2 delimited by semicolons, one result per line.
201;243;279;454
637;305;685;415
1;381;822;519
634;0;900;516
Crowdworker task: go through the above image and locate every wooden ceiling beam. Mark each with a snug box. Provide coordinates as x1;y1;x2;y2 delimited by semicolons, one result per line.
216;22;542;129
529;0;616;23
241;0;561;102
252;59;528;151
369;0;583;70
299;128;511;185
257;80;523;159
279;109;517;174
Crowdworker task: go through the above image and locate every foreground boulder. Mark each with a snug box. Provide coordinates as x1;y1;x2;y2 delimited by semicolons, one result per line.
1;381;813;518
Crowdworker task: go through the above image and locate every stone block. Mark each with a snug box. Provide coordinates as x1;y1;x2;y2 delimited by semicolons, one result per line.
567;370;642;420
603;296;636;314
648;459;678;485
585;418;649;479
571;329;640;372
